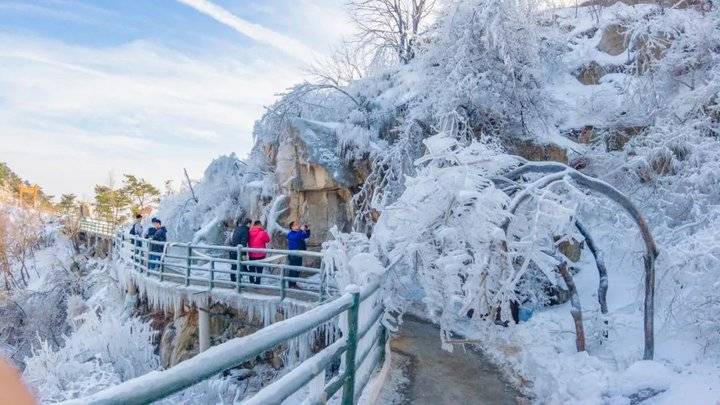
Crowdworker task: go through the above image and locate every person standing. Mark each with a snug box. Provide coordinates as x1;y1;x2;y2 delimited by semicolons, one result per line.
145;218;167;270
286;221;310;289
247;220;270;285
129;214;143;263
229;218;251;283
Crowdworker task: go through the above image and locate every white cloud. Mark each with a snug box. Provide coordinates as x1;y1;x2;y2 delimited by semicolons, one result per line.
0;34;304;198
176;0;322;64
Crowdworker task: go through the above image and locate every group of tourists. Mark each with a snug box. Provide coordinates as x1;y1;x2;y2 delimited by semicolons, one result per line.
227;219;311;288
128;214;311;288
129;214;167;269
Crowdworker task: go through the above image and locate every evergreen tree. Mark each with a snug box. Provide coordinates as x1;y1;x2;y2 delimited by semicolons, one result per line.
93;185;131;224
121;174;160;215
57;194;77;215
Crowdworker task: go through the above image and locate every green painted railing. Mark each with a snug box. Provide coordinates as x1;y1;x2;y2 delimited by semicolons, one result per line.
75;219;388;404
78;218;116;237
62;280;386;405
117;234;333;302
79;220;335;302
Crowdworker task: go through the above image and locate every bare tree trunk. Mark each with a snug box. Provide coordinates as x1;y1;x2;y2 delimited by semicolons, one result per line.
501;159;658;359
557;262;586;352
575;221;608;315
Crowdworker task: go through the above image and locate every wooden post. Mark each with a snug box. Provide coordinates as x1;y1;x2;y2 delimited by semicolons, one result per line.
198;299;210;352
342;291;360;405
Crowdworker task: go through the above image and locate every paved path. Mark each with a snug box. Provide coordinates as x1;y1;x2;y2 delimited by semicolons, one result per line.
378;317;522;405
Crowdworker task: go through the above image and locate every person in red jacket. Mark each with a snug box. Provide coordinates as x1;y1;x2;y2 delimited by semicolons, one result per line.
247;220;270;285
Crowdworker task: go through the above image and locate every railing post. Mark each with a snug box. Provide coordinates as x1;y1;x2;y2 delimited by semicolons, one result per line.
342;290;360;405
209;260;215;289
280;266;286;300
319;260;329;303
236;245;242;293
144;240;150;275
185;245;192;287
159;245;165;282
378;325;387;365
198;298;210;352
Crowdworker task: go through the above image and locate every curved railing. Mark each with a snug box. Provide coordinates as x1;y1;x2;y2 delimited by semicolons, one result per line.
75;221;389;404
115;233;333;303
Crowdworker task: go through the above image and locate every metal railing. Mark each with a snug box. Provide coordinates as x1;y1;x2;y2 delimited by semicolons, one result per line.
78;218;116;237
116;234;332;302
63;280;387;405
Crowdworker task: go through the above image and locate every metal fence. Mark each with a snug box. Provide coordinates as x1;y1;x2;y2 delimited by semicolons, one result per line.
116;234;333;302
76;220;388;404
62;280;387;405
78;218;116;237
77;218;335;302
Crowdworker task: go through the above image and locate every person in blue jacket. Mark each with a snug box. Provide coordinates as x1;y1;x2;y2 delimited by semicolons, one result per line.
144;217;167;270
286;221;310;289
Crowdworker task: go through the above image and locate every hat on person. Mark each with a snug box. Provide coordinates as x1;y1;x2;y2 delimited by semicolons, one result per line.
151;217;161;224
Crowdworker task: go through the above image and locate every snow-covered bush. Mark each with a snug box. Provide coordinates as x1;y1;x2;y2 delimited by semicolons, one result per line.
0;202;47;289
23;304;158;403
154;154;271;242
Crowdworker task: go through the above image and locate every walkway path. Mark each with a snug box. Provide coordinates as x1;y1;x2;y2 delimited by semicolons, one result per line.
378;317;523;405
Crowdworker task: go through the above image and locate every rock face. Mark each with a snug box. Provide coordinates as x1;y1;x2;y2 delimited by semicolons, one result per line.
565;126;644;151
506;139;568;163
270;118;370;249
597;24;629;56
574;62;625;85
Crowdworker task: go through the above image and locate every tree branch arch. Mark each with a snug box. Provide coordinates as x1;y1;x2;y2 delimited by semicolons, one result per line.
497;159;658;360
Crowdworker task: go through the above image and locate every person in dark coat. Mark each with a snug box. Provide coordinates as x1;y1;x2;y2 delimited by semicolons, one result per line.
145;217;167;269
128;214;143;262
229;218;251;282
286;221;310;289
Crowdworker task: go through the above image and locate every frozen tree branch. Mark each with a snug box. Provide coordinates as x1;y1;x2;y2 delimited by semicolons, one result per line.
557;261;586;352
502;159;658;359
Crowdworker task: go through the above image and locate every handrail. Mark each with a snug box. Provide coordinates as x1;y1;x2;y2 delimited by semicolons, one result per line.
62;280;385;405
78;218;334;302
116;234;331;301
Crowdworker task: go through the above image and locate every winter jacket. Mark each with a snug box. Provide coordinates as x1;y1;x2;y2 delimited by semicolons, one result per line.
287;229;310;251
148;226;167;253
129;222;143;237
230;225;250;247
248;226;271;259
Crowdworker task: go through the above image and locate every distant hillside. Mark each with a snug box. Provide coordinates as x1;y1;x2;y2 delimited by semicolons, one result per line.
0;162;52;205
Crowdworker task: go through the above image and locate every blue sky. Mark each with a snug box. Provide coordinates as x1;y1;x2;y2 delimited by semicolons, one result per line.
0;0;351;198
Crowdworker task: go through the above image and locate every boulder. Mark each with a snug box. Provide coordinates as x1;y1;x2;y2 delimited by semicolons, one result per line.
604;127;644;152
272;118;371;248
507;139;568;163
597;24;629;56
575;61;608;85
555;237;584;263
573;62;625;85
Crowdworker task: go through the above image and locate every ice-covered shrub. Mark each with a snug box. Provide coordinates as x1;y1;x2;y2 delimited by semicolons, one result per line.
23;306;159;403
154;153;271;242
